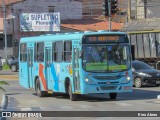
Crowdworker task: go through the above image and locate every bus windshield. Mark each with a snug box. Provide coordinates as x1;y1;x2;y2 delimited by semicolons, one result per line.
82;44;131;72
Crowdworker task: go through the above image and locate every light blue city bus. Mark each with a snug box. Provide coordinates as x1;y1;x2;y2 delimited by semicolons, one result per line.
19;30;132;101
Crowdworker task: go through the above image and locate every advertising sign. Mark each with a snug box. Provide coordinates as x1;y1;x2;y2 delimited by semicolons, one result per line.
20;13;60;31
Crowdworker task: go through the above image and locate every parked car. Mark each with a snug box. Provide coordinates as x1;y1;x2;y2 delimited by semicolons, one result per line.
132;60;160;88
7;55;15;65
0;57;2;70
9;59;19;72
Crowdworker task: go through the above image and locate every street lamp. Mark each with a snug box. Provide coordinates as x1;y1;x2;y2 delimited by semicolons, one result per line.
2;0;7;59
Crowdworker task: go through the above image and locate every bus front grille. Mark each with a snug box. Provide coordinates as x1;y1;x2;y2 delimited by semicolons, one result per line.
93;76;122;80
100;86;117;90
97;82;119;84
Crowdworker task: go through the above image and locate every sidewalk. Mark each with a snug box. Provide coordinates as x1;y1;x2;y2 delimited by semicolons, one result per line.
0;75;19;80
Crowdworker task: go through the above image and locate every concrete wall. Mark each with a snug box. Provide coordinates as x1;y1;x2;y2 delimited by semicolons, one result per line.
13;0;82;20
81;0;103;18
118;0;160;19
147;0;160;18
12;0;82;39
0;47;14;59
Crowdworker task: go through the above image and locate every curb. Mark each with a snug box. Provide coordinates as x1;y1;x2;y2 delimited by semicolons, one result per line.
0;94;8;109
0;94;8;120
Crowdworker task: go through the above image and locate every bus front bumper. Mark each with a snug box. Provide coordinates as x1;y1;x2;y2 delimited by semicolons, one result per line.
81;83;132;94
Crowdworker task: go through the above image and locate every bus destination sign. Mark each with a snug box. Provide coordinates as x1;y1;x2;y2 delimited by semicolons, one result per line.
82;35;128;44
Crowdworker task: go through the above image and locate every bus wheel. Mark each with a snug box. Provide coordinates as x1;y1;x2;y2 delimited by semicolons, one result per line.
109;93;117;100
36;79;45;97
134;78;142;88
69;82;76;101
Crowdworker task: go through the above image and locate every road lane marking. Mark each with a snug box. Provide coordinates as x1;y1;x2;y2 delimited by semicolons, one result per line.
21;107;32;111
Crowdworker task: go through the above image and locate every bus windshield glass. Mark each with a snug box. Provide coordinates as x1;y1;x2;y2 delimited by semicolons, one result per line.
82;45;131;72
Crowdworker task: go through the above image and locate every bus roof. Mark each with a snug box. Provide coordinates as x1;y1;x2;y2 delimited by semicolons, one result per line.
20;30;127;43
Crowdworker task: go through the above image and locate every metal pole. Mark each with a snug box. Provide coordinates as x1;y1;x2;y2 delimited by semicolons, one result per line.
2;0;7;59
90;0;93;18
128;0;131;22
135;0;137;20
108;0;111;31
144;0;147;19
11;6;16;57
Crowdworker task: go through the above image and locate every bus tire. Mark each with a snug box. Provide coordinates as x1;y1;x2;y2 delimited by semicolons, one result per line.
36;79;45;97
69;82;76;101
109;93;117;100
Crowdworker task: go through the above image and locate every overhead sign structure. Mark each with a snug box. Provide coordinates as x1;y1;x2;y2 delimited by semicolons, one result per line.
20;13;60;31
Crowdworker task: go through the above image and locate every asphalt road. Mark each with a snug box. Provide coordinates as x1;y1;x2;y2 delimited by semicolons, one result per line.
0;70;18;75
0;71;160;120
1;79;160;120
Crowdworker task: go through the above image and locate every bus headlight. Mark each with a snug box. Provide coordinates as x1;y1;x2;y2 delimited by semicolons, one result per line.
121;77;131;84
127;77;131;81
85;78;96;85
85;78;89;82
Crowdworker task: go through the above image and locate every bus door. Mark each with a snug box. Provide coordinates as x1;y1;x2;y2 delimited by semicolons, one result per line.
45;46;52;90
73;47;80;92
28;47;34;88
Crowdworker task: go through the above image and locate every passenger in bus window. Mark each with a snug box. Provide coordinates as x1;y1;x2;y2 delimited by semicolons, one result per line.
92;46;101;62
38;53;44;61
83;47;91;62
85;46;101;62
100;47;107;62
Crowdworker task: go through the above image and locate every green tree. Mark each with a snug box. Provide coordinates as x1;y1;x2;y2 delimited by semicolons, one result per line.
0;81;9;92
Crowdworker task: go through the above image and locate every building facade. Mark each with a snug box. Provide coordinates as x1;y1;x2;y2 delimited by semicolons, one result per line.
0;0;123;58
0;0;82;58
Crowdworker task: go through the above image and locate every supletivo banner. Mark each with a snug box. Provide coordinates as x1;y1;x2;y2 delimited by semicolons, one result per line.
20;13;60;31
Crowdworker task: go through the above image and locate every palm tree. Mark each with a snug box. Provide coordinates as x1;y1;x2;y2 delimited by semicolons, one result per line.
0;81;9;92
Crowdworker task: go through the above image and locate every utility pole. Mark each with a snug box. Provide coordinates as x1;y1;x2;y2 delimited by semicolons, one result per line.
144;0;147;19
11;6;16;57
135;0;137;20
2;0;7;59
108;0;111;31
90;0;93;18
128;0;131;22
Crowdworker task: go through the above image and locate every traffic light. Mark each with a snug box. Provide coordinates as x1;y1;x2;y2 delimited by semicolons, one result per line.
14;39;18;46
102;0;109;16
111;0;118;14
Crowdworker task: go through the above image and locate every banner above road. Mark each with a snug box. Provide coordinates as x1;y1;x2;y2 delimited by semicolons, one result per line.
20;13;60;32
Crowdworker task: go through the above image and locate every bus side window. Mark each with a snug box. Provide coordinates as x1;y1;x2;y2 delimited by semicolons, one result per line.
54;41;63;62
20;43;27;62
64;41;72;62
36;42;44;62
